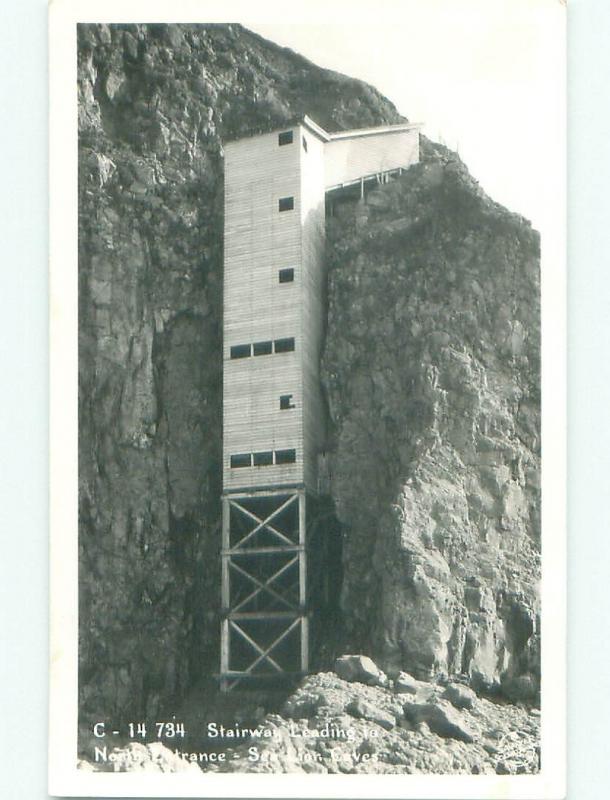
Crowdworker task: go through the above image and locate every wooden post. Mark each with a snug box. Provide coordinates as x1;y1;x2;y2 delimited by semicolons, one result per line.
298;490;308;674
301;616;309;675
298;491;306;608
221;496;230;607
220;619;229;692
220;496;230;690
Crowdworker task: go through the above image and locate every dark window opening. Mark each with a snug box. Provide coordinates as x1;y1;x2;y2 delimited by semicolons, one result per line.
278;196;294;212
230;453;252;468
279;268;294;283
230;344;251;359
253;451;274;466
278;130;293;146
280;394;295;410
253;340;273;356
274;337;295;354
275;448;296;465
302;136;308;152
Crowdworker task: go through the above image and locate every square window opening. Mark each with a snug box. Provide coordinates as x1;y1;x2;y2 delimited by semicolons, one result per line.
253;451;273;466
278;130;293;146
280;394;295;410
275;448;296;465
230;344;251;359
278;196;294;212
253;340;273;356
274;337;295;353
279;268;294;284
230;453;252;468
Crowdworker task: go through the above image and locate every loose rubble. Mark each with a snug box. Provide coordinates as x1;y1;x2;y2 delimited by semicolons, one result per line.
80;658;540;775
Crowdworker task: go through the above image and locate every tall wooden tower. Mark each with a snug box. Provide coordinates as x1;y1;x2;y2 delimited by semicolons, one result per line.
220;116;420;690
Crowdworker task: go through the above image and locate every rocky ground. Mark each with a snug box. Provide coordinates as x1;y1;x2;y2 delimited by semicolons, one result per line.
79;655;539;775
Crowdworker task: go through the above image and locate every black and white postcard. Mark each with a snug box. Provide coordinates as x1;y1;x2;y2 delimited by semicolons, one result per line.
49;0;566;796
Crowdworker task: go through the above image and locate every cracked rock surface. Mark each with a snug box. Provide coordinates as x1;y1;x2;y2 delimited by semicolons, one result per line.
322;148;540;698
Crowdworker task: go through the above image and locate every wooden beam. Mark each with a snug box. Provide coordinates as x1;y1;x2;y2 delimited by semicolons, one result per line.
301;616;309;674
230;494;297;549
220;618;229;692
222;545;303;556
222;484;305;499
230;617;300;674
221;670;306;678
229;620;283;673
299;492;308;674
232;554;299;612
222;496;230;549
298;491;306;607
229;557;299;612
220;497;231;691
232;616;302;676
221;498;230;608
227;610;303;620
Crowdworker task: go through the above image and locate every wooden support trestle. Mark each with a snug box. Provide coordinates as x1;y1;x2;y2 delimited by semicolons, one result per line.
220;489;308;691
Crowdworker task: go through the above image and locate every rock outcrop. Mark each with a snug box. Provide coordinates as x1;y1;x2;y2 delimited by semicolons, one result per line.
322;146;540;698
77;22;540;726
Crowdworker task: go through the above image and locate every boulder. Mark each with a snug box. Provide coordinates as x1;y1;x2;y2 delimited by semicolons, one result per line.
403;700;476;743
442;683;477;710
393;671;419;695
346;698;396;730
334;655;387;687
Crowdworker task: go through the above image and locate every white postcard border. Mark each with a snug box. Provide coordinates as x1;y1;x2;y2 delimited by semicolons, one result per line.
49;1;566;797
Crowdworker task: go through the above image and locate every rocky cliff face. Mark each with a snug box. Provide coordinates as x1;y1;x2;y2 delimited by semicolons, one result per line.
77;22;403;722
77;22;539;724
323;145;540;700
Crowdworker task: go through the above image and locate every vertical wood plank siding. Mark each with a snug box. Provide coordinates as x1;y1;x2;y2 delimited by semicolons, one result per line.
299;130;327;491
